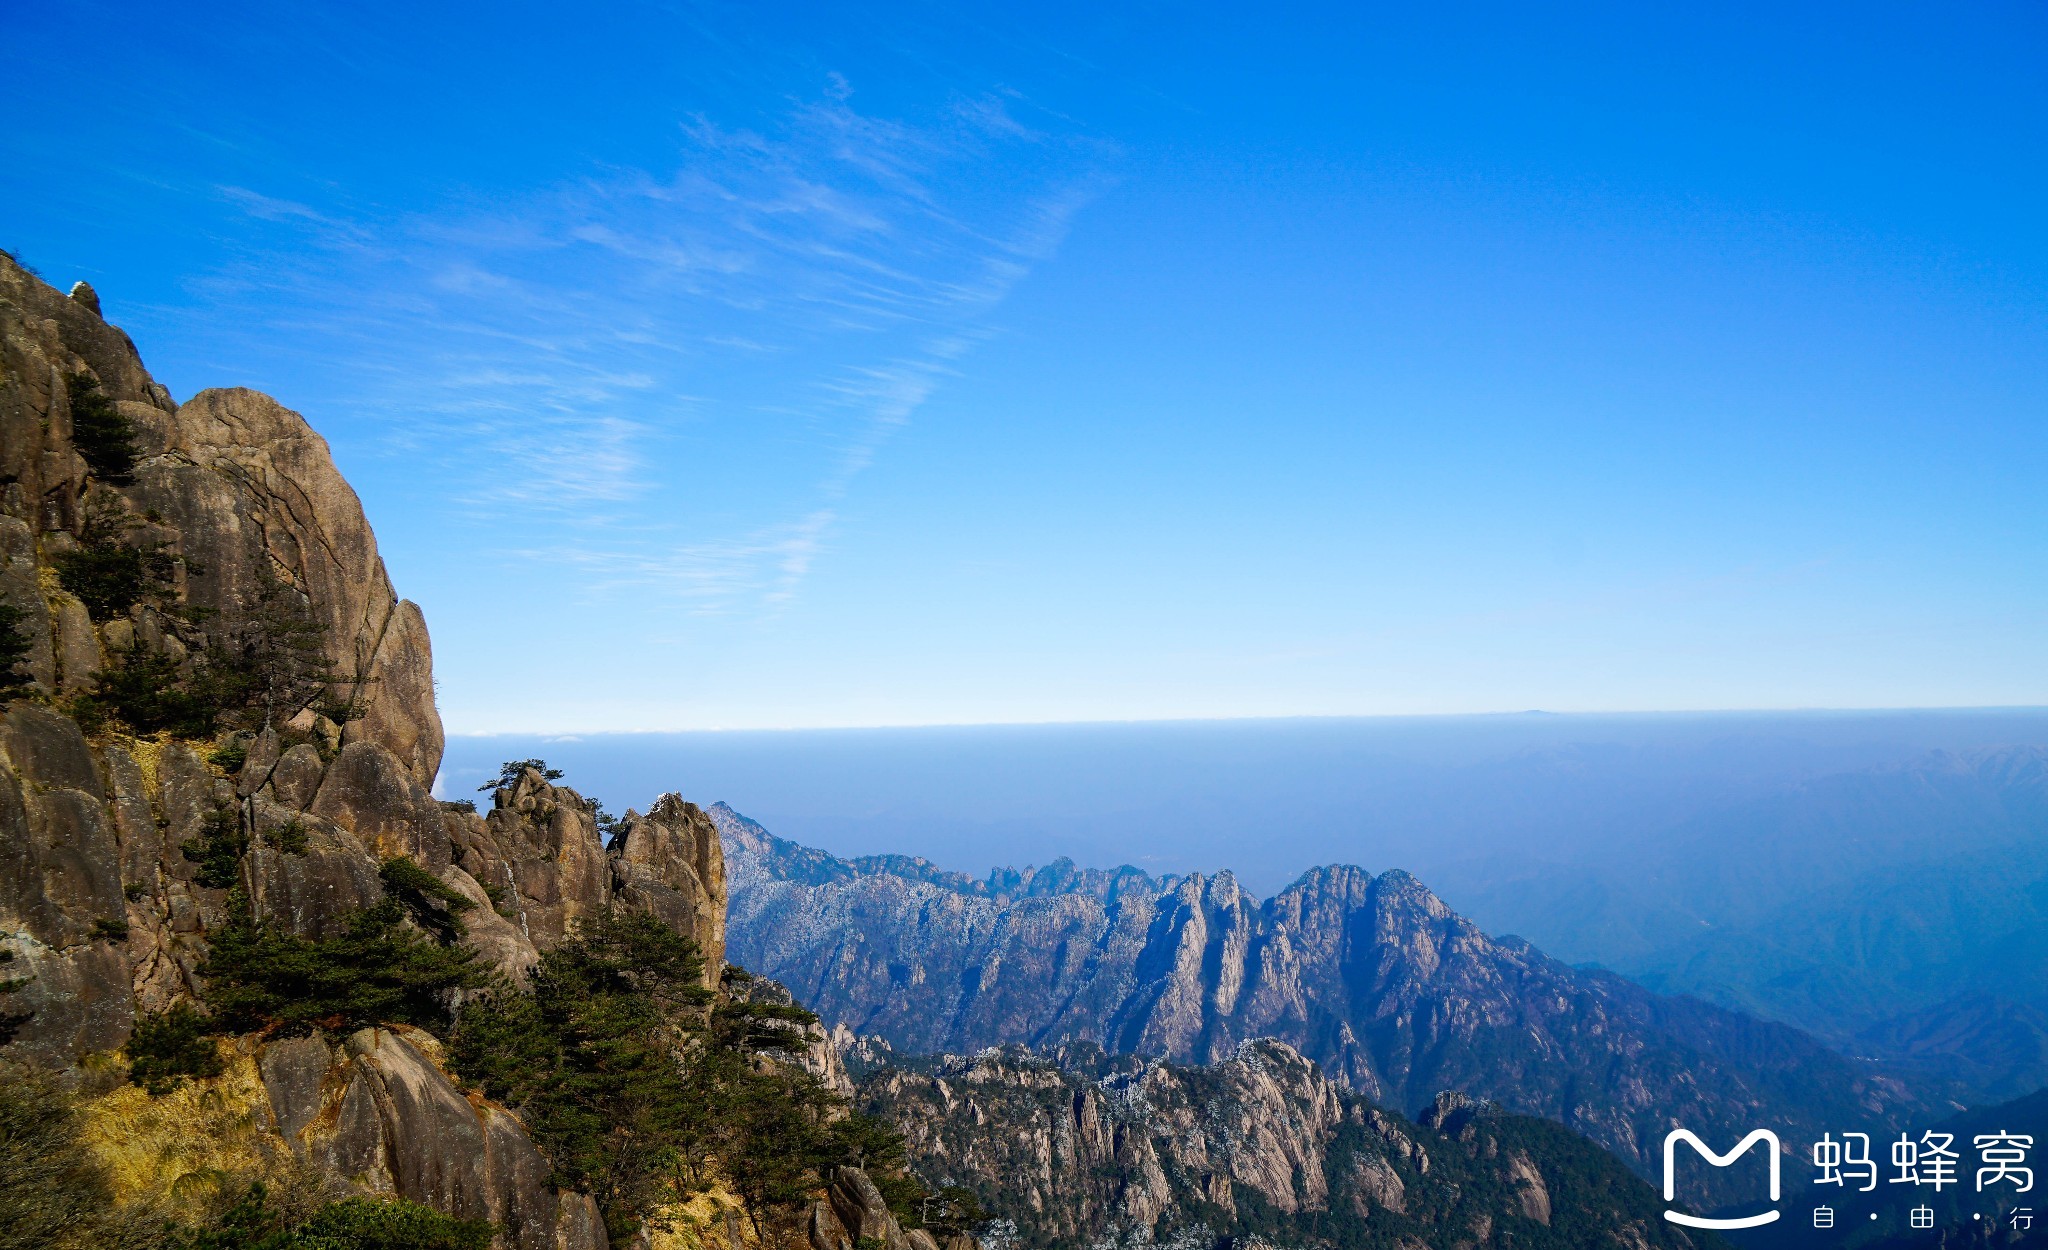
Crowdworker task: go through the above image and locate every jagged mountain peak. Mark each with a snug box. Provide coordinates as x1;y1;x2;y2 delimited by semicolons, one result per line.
717;801;1936;1208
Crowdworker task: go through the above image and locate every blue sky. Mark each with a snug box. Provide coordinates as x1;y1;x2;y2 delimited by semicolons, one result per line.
6;1;2045;731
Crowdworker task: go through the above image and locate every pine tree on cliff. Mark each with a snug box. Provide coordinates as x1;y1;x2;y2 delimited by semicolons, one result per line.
0;603;31;695
63;370;138;484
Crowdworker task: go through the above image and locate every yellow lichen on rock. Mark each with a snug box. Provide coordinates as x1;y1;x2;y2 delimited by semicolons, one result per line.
75;1041;300;1221
648;1183;773;1250
119;731;169;796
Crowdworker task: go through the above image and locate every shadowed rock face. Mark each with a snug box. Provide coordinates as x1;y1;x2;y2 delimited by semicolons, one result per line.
0;254;728;1248
856;1038;1714;1250
717;803;1934;1205
261;1026;601;1250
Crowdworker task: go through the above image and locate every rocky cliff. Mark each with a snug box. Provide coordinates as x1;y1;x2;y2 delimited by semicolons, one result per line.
0;254;745;1247
853;1036;1720;1250
716;803;1934;1207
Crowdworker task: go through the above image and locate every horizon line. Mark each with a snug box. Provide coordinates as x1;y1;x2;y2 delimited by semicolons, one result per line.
443;703;2048;738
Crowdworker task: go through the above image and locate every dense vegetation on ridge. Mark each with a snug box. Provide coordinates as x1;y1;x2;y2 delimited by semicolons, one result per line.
448;903;941;1240
0;758;944;1247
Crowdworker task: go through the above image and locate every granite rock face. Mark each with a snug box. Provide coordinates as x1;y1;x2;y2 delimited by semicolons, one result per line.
856;1038;1711;1250
717;803;1932;1206
261;1026;603;1250
609;791;727;978
137;385;445;786
0;255;726;1248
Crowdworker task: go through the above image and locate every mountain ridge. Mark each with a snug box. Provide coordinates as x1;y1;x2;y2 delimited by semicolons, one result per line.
852;1035;1726;1250
714;801;1938;1205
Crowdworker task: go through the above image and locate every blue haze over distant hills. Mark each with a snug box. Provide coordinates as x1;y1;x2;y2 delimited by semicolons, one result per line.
440;709;2047;894
443;708;2048;1090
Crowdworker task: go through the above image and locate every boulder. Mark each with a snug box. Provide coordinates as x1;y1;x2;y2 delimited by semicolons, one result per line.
49;594;100;693
0;704;126;958
260;1032;336;1144
1;702;104;798
0;930;132;1064
245;806;386;938
341;598;441;787
266;742;326;810
828;1166;910;1250
809;1197;853;1250
0;517;55;690
310;740;453;870
438;861;539;983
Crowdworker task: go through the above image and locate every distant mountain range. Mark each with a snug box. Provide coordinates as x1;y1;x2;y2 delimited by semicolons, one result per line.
451;725;2048;1101
713;804;1938;1206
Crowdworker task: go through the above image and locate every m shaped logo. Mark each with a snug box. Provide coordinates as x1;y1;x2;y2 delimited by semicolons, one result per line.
1662;1129;1783;1229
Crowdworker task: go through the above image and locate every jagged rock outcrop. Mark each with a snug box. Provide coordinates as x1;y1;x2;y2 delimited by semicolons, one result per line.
0;255;728;1248
441;770;726;986
716;802;1931;1207
856;1038;1710;1250
610;792;727;978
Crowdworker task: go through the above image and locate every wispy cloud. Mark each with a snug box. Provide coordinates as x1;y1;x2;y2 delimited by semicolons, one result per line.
205;79;1108;612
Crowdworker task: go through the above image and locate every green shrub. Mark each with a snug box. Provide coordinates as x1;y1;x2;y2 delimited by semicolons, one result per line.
52;494;174;620
377;856;472;941
451;909;713;1239
65;371;139;485
63;692;108;736
208;738;249;773
292;1195;495;1250
80;649;248;738
921;1186;988;1238
449;912;919;1241
263;819;309;856
199;891;488;1039
224;574;332;728
181;804;249;890
55;511;332;740
476;758;561;792
171;1183;495;1250
91;916;129;943
126;1004;225;1095
124;882;148;901
0;602;32;696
